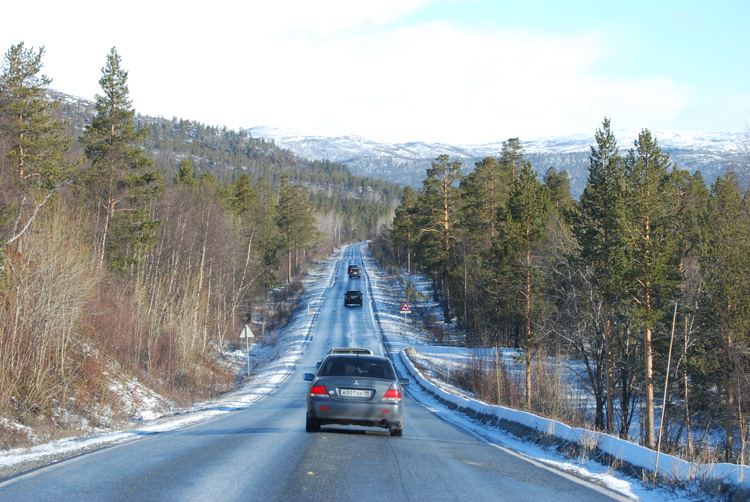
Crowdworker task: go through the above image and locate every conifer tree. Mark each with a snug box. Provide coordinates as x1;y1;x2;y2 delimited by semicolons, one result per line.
0;42;76;249
174;158;199;190
391;186;416;274
79;47;162;270
622;129;678;449
275;175;317;283
700;172;750;462
500;161;549;408
668;168;709;457
500;138;526;180
570;118;625;433
461;156;507;242
459;155;514;341
414;154;462;323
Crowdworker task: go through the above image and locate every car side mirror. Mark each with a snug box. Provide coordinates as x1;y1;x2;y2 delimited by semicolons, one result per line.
316;361;321;368
400;378;410;387
304;373;315;381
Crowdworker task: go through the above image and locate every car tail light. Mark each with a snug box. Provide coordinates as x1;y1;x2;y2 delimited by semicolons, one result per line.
381;386;402;402
310;384;328;397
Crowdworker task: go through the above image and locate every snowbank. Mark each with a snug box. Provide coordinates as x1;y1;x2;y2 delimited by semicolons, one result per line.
399;346;750;497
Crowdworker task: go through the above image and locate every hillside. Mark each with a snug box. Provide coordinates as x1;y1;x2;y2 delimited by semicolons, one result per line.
250;126;745;197
50;90;403;238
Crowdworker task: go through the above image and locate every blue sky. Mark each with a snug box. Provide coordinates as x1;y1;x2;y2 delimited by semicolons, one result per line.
2;0;748;143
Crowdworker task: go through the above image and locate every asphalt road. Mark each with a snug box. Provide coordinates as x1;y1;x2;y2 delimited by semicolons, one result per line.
0;244;629;501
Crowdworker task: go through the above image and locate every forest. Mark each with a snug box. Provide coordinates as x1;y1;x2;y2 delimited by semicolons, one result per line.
376;121;750;465
0;42;400;448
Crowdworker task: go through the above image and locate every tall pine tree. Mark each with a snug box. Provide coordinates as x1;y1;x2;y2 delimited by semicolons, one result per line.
622;129;678;449
700;172;750;462
500;161;549;409
570;118;625;434
0;42;76;249
79;47;162;270
414;154;462;323
275;175;317;284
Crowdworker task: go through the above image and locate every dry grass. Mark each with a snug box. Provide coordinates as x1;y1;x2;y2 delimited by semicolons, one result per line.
452;350;587;428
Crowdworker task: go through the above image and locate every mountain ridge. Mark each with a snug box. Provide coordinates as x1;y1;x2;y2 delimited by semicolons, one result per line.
249;126;746;197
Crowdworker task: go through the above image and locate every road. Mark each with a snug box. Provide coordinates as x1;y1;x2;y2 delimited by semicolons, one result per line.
0;244;628;501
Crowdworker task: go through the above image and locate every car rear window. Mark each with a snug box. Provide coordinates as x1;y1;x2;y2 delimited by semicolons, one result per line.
320;356;394;380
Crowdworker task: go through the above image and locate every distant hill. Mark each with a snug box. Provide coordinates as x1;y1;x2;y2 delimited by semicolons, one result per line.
48;90;402;204
46;90;404;241
249;126;745;198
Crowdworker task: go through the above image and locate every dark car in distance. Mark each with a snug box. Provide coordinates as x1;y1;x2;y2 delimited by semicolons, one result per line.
344;290;363;307
304;353;409;436
348;264;361;278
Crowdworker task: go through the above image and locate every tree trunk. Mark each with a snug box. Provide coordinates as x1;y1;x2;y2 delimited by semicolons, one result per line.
605;299;614;434
645;323;655;449
726;333;735;462
683;316;694;458
525;250;532;409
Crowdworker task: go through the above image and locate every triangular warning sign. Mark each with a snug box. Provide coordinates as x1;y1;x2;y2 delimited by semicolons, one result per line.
400;302;411;313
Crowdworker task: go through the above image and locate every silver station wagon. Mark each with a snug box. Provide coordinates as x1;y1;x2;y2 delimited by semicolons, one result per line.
304;353;409;436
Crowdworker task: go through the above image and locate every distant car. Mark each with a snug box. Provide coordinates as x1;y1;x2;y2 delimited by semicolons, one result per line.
329;347;374;355
304;354;409;436
317;347;374;368
344;290;363;307
348;265;361;278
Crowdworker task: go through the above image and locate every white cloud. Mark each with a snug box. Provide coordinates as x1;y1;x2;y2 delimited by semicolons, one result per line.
1;0;720;143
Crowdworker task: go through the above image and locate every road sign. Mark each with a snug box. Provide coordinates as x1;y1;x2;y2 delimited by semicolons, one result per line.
241;325;254;378
400;302;411;314
240;325;254;339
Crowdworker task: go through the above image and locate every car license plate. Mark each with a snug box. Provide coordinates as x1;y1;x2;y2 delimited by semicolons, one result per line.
340;388;371;398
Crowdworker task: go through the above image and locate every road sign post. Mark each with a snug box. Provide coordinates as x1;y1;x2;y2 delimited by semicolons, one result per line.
240;324;254;377
400;301;411;323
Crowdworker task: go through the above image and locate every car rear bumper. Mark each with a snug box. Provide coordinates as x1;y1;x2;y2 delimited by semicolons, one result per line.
307;397;404;428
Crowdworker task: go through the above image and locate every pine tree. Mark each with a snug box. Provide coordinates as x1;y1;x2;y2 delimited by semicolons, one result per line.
570;118;625;433
79;47;162;270
0;42;76;249
391;186;416;274
174;158;199;190
669;168;709;457
700;172;750;461
414;154;462;323
458;155;515;341
461;156;508;242
622;129;679;449
275;175;317;283
500;138;526;180
500;161;549;408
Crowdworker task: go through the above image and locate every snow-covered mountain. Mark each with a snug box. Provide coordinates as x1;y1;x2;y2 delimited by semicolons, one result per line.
249;126;746;197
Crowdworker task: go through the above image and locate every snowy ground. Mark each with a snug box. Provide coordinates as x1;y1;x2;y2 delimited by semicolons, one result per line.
1;245;748;500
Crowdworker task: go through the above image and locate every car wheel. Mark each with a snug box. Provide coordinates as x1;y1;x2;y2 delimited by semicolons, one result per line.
306;414;320;433
389;425;402;437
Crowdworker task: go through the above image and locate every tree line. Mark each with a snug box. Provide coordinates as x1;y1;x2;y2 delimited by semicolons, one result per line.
0;42;398;444
378;119;750;462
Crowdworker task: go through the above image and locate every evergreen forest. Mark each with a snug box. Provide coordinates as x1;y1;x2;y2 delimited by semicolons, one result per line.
377;121;750;463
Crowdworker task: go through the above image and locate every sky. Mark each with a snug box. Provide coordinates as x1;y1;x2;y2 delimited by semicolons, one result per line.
2;0;749;144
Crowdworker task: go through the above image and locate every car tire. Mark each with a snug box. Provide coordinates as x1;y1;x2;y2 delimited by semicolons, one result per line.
306;414;320;433
389;425;403;437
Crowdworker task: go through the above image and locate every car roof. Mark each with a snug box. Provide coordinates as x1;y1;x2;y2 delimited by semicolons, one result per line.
346;290;362;294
